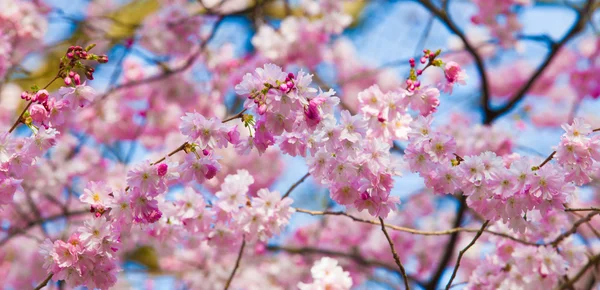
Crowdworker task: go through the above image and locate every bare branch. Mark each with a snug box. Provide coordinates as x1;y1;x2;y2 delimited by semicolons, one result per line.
445;220;490;290
224;238;246;290
379;217;410;289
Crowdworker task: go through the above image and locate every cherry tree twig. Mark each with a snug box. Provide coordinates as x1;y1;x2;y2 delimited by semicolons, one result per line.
445;220;490;290
8;75;59;133
379;217;410;289
281;172;310;199
34;273;54;290
295;208;539;246
0;209;89;247
223;238;246;290
557;254;600;290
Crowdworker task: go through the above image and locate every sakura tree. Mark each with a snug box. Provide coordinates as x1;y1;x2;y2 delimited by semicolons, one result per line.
1;0;600;289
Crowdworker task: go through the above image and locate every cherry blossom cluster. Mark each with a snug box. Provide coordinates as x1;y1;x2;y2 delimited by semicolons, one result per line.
466;235;587;289
2;0;600;289
470;0;531;48
252;0;351;68
555;118;600;185
0;0;49;79
405;117;600;233
298;257;353;290
39;217;119;289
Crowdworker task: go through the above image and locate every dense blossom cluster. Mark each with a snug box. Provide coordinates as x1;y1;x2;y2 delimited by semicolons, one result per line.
405;116;600;232
1;0;600;289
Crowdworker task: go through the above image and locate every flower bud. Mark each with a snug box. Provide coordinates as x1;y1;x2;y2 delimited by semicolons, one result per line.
205;164;218;179
157;163;168;177
97;55;109;63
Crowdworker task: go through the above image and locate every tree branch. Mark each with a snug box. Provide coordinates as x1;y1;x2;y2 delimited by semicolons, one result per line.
445;220;490;290
484;0;595;123
379;217;410;289
425;196;467;290
224;238;246;290
34;273;54;290
281;172;310;199
294;208;539;246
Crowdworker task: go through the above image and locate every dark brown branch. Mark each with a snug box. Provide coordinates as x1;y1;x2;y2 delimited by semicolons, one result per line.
485;0;595;123
281;172;310;199
224;238;246;290
379;217;410;289
445;220;490;290
566;208;600;212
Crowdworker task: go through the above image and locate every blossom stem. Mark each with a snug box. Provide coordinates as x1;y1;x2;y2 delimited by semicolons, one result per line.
378;217;410;289
445;220;490;290
8;76;59;133
223;238;246;290
281;172;310;199
34;273;53;290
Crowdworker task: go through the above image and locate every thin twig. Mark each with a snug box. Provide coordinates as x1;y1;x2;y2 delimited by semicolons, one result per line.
281;172;310;199
221;108;247;123
445;220;490;290
0;209;88;247
566;208;600;212
8;76;59;133
549;212;599;247
34;273;53;290
379;217;410;289
557;254;600;290
223;238;246;290
295;208;539;246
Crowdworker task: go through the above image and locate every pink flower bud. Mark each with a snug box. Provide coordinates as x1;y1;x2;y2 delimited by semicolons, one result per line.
202;149;210;156
204;164;218;179
156;163;168;177
73;73;81;86
287;72;295;80
360;191;370;200
64;76;72;86
279;84;288;92
258;103;267;115
97;55;109;63
420;57;427;64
